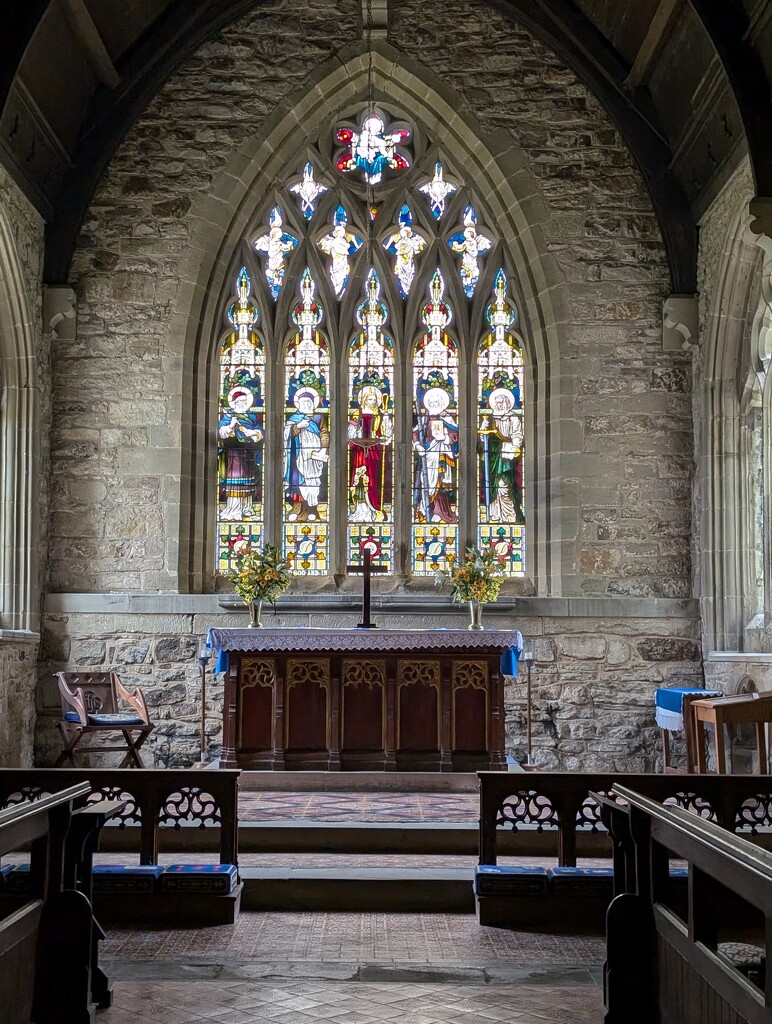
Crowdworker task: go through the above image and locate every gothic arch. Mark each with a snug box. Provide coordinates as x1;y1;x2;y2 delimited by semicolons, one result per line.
0;203;39;632
701;187;767;651
170;44;571;595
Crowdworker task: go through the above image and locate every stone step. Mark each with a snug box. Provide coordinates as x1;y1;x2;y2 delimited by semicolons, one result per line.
99;819;610;857
239;866;475;913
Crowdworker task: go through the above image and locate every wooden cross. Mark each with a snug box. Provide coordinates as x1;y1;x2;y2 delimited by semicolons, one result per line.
346;547;387;629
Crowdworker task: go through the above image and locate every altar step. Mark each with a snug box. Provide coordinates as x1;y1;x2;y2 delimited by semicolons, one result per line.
239;866;474;913
236;770;485;792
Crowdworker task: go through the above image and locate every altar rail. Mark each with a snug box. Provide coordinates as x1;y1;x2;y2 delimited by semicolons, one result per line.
478;771;772;867
603;785;772;1024
0;769;240;867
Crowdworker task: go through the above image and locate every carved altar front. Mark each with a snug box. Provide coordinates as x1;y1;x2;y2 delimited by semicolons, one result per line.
207;628;513;771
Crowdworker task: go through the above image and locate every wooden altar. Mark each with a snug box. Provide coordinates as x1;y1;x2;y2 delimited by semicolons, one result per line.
207;628;514;771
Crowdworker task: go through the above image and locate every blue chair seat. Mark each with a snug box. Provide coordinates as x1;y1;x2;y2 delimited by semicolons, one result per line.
63;711;146;725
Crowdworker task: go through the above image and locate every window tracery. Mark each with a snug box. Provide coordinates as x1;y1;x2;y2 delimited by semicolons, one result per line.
214;108;528;582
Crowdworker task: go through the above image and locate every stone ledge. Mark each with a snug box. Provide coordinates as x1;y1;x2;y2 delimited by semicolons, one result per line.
0;629;40;644
706;652;772;662
43;593;699;619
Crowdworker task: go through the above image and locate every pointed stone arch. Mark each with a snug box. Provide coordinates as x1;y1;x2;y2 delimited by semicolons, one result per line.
170;44;572;596
0;201;40;632
700;173;769;651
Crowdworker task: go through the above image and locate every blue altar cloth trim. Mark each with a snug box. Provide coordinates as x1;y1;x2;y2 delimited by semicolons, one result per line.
215;649;229;674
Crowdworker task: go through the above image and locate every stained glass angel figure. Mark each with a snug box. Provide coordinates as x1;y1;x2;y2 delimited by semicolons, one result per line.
317;205;363;299
448;205;493;298
336;113;410;185
418;162;457;220
289;163;328;220
383;204;427;298
253;206;299;300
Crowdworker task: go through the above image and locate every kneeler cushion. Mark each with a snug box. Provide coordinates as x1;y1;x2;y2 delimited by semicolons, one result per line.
92;865;163;893
474;865;548;897
159;864;238;894
547;866;614;898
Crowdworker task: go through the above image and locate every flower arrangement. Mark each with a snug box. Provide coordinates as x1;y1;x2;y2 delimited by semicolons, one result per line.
226;544;292;605
436;545;504;604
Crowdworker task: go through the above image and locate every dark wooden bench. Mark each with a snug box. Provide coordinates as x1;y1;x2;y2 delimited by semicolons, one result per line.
0;781;104;1024
54;671;154;768
476;771;772;933
0;769;242;927
603;784;772;1024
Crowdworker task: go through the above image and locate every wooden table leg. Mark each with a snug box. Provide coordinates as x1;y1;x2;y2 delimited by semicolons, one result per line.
714;714;727;773
695;715;708;773
661;729;671;771
756;722;767;773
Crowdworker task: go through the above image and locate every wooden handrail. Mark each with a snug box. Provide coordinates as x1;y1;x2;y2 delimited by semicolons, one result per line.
0;781;91;830
614;783;772;884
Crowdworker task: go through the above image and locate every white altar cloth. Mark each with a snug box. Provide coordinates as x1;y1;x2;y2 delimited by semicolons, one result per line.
206;626;521;653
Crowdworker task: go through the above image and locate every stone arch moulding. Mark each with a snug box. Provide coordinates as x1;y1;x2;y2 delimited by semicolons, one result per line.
701;200;766;653
0;202;39;632
171;43;571;597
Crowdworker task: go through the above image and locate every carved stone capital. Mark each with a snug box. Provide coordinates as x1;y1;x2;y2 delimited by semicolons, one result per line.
43;285;77;340
662;293;698;352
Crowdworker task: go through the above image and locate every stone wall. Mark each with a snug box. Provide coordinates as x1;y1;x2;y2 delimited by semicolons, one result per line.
39;1;698;768
53;0;689;599
36;600;700;770
0;636;38;766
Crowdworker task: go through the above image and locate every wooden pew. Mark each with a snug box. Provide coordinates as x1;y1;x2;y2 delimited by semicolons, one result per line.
476;771;772;933
605;784;772;1024
0;781;91;1024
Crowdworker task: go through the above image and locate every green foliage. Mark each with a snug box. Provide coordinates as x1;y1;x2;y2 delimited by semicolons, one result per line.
226;544;292;605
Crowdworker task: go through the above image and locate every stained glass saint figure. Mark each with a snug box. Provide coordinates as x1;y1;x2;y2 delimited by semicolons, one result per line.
383;204;427;298
218;268;265;527
336;113;411;185
412;272;459;530
317;205;363;299
477;271;525;576
418;162;457;220
289;162;328;220
347;271;395;572
448;205;492;298
284;271;330;530
253;206;299;300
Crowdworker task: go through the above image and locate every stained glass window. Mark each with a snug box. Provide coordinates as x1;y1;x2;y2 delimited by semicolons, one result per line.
477;271;525;576
283;269;331;575
215;109;528;585
383;204;426;298
448;205;492;298
317;205;363;299
289;163;327;220
411;270;460;575
347;270;395;571
418;162;457;220
217;268;266;573
335;112;411;185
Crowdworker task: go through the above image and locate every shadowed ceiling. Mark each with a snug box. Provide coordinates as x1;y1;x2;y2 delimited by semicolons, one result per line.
3;0;772;290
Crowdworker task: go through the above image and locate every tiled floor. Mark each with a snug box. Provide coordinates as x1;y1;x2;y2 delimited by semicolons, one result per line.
101;913;604;1023
237;792;478;823
100;977;603;1023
